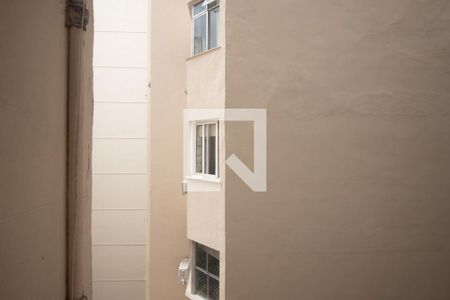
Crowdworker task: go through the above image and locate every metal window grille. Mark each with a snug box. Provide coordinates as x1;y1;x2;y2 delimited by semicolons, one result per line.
194;243;220;300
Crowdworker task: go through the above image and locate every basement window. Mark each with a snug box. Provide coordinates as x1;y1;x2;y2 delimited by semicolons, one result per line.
192;121;218;178
193;242;220;300
192;0;220;55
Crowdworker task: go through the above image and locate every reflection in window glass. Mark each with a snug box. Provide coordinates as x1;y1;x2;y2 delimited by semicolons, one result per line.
196;125;203;173
194;243;220;300
196;245;207;270
208;253;220;276
205;123;216;175
192;0;220;55
193;14;207;55
209;277;220;300
193;1;206;16
195;271;208;298
194;122;218;177
208;6;220;49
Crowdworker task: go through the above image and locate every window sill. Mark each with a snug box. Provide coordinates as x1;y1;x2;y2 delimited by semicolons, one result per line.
186;175;221;183
186;46;221;61
185;275;207;300
186;293;207;300
185;176;221;192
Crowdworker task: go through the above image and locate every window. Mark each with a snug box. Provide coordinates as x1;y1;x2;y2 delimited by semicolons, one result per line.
193;121;218;177
192;0;220;55
193;242;220;300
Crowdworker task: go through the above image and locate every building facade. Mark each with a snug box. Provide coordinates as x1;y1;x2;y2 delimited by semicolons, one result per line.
149;0;450;300
1;0;450;300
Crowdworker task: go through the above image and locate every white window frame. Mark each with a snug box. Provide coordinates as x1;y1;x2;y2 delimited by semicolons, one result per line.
190;120;219;179
191;0;220;56
191;242;220;300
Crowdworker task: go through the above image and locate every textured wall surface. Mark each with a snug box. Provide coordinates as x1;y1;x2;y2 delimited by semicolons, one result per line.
225;0;450;299
149;0;190;299
185;2;227;298
185;2;226;258
0;0;68;299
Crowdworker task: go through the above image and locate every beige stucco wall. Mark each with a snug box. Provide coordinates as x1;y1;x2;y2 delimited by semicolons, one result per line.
225;0;450;299
0;0;68;299
185;1;227;299
186;45;227;300
149;0;191;299
186;39;226;253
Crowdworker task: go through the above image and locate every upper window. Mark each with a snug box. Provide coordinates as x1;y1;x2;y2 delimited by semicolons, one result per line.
193;121;218;177
193;242;220;300
192;0;220;55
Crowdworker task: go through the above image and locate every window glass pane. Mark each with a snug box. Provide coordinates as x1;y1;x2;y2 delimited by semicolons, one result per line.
196;244;207;270
205;123;216;175
193;1;207;16
208;253;220;277
209;277;220;300
195;271;208;298
207;0;219;9
194;243;220;300
193;14;207;55
196;125;203;173
208;7;220;49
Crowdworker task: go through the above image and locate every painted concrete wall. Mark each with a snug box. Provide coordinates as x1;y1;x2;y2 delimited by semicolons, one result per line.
185;1;227;298
0;1;67;299
225;0;450;299
149;0;190;299
186;24;226;254
92;0;149;299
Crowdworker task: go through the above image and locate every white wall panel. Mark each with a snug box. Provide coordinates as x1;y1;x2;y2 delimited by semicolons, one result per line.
93;174;148;209
92;210;146;244
93;103;147;138
93;0;148;298
93;281;145;300
94;32;147;67
92;245;145;280
94;0;148;32
94;68;148;102
92;139;147;173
